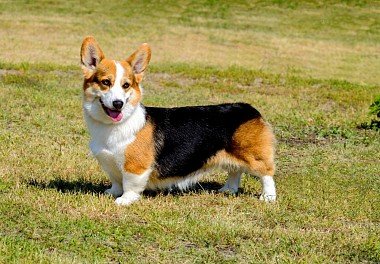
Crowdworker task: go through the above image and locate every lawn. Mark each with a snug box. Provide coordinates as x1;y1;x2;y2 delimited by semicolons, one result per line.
0;1;379;263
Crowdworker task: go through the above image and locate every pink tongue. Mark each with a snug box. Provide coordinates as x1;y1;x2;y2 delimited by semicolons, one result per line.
107;109;123;122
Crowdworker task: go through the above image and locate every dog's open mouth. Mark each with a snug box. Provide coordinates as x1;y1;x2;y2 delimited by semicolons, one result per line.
100;99;123;122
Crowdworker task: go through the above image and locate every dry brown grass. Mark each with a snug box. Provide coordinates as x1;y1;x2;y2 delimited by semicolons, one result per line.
0;1;379;84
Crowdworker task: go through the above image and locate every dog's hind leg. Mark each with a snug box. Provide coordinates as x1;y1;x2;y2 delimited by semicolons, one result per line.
218;168;243;194
229;118;277;202
243;153;276;202
259;175;276;202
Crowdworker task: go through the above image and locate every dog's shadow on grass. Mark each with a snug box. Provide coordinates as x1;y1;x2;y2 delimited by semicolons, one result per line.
27;178;108;195
27;178;227;197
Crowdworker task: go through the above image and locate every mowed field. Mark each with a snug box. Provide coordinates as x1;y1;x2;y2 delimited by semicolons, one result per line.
0;1;379;263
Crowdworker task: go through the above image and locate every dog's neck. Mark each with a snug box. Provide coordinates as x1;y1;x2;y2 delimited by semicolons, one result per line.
84;103;146;153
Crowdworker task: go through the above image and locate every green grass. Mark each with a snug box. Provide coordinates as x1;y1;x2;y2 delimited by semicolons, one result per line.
1;1;380;263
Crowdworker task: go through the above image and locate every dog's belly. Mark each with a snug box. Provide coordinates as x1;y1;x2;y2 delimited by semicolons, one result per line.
146;166;214;191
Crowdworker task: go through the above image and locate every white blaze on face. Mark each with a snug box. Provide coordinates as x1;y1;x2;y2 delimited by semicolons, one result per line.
115;61;133;104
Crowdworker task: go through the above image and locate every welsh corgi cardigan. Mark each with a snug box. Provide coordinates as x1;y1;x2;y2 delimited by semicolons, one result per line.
80;36;276;206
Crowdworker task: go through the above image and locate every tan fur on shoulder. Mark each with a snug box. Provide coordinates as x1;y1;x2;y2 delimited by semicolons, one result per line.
124;121;155;175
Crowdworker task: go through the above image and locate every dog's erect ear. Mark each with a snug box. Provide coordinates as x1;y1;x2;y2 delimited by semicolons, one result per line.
126;43;151;83
80;36;105;78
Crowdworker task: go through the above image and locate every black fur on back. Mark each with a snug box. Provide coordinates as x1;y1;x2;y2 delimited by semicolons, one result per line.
144;103;262;178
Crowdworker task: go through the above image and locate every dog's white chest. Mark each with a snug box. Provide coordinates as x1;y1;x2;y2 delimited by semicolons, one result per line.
84;105;146;178
88;123;135;176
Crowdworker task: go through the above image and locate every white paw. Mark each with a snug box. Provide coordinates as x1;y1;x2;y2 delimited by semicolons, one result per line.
218;185;238;194
104;185;123;197
259;194;276;202
114;192;140;206
260;176;276;202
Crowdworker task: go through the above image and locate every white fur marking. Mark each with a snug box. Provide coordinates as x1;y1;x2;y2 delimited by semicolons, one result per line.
146;167;212;191
86;104;146;156
259;175;276;202
114;61;124;87
100;61;128;110
94;148;123;197
115;191;141;206
115;169;152;206
219;170;242;194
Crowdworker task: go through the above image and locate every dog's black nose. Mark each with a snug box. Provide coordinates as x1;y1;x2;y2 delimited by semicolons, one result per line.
112;100;124;110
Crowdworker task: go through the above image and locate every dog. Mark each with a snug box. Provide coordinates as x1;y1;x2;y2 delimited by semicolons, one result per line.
80;36;276;206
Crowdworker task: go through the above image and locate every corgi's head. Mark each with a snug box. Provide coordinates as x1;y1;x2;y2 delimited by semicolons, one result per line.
80;36;151;124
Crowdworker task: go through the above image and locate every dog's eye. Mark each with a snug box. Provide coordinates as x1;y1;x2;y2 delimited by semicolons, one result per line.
122;82;130;89
101;79;111;86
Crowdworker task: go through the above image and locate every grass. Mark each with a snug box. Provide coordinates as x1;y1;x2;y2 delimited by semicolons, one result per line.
1;0;380;263
0;0;379;84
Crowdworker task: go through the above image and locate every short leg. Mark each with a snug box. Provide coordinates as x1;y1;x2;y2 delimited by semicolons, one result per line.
259;175;276;202
115;169;151;206
243;158;276;202
219;169;242;194
101;166;123;197
94;149;123;197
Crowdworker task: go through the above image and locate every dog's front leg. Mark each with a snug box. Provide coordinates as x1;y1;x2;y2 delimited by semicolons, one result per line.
92;148;123;197
115;169;152;206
